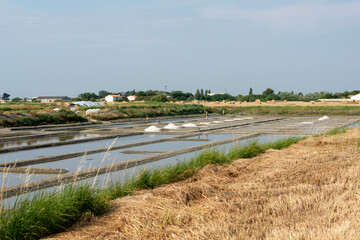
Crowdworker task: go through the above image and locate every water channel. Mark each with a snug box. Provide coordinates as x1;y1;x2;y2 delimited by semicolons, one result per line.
0;115;359;208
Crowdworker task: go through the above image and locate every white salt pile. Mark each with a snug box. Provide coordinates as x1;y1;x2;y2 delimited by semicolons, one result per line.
318;116;330;121
86;109;100;115
163;123;179;129
224;119;234;122
144;125;161;132
301;122;314;125
183;123;197;127
199;122;210;125
53;108;60;111
234;118;244;121
244;117;254;120
213;121;223;124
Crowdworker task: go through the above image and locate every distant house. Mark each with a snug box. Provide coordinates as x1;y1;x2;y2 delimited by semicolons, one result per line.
105;95;122;102
0;97;5;103
350;94;360;101
37;96;70;103
127;95;137;102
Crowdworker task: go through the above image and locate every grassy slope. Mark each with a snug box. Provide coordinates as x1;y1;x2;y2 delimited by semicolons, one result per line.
0;138;301;239
46;128;360;240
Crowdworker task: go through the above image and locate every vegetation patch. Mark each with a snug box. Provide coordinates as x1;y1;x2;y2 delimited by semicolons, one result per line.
324;128;348;136
0;110;87;127
89;103;210;121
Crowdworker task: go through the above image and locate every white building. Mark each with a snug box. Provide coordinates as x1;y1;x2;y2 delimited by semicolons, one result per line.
127;95;137;102
105;95;122;102
350;94;360;101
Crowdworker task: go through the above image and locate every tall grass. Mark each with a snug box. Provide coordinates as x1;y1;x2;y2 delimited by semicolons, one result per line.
0;184;108;239
0;137;303;239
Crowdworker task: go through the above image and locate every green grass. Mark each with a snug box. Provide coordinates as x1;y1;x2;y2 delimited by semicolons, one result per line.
0;137;304;239
313;128;349;137
0;184;108;239
324;128;348;136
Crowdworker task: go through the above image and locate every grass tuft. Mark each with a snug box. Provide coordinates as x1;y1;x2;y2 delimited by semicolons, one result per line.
325;128;348;136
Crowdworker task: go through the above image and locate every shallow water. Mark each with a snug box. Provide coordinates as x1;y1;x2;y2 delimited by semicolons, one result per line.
0;134;102;149
0;134;301;208
0;134;172;163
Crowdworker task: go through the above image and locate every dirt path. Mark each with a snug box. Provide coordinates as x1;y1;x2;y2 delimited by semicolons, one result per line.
46;128;360;240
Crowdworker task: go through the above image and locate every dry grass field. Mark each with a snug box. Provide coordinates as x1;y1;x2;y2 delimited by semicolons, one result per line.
46;128;360;240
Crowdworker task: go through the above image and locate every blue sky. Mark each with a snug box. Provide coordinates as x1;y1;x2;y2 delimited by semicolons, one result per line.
1;0;360;98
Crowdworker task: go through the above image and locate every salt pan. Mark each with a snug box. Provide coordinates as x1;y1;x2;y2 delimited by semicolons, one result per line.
183;123;197;127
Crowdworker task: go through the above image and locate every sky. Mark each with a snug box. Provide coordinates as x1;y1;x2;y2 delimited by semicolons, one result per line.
1;0;360;98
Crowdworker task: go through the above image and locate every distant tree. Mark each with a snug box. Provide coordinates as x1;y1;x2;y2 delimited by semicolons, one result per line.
200;89;204;100
124;89;136;96
210;94;236;101
11;97;22;102
249;88;253;95
263;88;274;95
195;89;201;100
137;91;146;97
98;90;111;98
151;93;168;102
145;90;158;97
324;93;333;99
170;91;194;101
78;92;99;101
2;93;10;100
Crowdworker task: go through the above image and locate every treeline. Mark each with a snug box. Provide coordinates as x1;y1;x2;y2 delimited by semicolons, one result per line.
5;88;359;103
75;88;360;102
75;90;195;102
76;89;237;102
238;88;360;102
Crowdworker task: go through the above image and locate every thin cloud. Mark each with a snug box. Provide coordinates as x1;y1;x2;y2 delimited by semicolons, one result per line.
201;1;360;33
